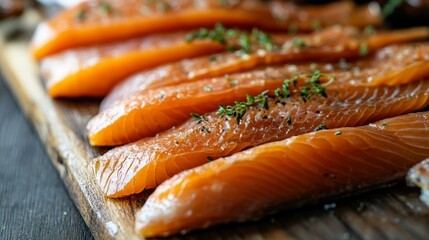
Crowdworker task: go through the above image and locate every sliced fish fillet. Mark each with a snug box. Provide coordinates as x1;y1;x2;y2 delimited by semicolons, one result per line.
89;44;429;146
92;80;429;197
104;27;429;107
135;111;429;237
40;32;226;97
31;0;381;59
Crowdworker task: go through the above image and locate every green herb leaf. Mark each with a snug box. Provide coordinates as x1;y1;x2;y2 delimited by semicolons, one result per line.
75;9;87;21
382;0;403;18
288;22;298;34
191;113;208;124
201;126;211;133
217;71;335;124
311;19;322;32
315;124;328;131
287;116;292;126
209;55;218;62
185;24;276;54
360;42;369;56
363;25;375;36
291;38;307;48
334;131;342;135
217;90;269;124
100;2;112;14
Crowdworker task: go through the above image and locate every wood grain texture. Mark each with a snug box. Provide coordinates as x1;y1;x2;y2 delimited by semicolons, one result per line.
1;10;429;240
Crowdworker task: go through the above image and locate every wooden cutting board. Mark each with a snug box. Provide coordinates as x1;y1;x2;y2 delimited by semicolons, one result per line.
1;10;429;240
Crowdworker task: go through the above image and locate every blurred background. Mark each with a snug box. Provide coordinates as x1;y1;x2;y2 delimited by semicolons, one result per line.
2;0;429;28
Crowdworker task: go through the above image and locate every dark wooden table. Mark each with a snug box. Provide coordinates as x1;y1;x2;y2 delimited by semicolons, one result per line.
0;72;93;240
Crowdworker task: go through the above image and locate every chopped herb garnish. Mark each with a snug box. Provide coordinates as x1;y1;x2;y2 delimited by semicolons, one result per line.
382;123;389;127
217;90;269;124
288;22;298;34
207;156;214;162
291;38;307;48
157;2;170;12
407;94;414;100
236;33;252;55
185;24;276;54
217;71;334;124
311;19;322;31
315;124;328;131
225;74;231;81
287;116;292;126
304;71;334;101
359;42;369;56
252;28;276;52
276;71;334;102
382;0;403;18
158;93;165;99
75;9;87;21
334;131;342;135
201;126;211;133
229;80;238;87
191;113;208;124
100;2;112;14
209;55;218;62
363;25;375;36
203;86;213;92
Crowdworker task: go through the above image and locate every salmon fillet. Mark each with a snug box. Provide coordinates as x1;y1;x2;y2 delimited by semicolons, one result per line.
135;111;429;237
103;27;429;107
407;159;429;207
92;80;429;197
88;44;429;146
31;0;381;59
40;32;226;97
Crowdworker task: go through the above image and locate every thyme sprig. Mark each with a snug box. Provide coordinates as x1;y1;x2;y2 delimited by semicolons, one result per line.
217;90;269;124
214;71;335;124
191;113;208;124
275;71;335;102
185;24;277;55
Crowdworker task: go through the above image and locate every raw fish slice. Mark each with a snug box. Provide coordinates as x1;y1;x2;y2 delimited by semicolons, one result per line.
104;27;429;107
89;44;429;146
136;111;429;237
407;158;429;207
92;80;429;197
31;0;381;59
88;78;287;146
40;32;226;97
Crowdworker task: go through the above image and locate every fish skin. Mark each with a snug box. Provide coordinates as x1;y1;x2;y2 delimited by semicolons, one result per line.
407;158;429;207
31;0;381;59
135;111;429;237
89;44;429;146
92;80;429;198
40;32;226;98
103;27;429;108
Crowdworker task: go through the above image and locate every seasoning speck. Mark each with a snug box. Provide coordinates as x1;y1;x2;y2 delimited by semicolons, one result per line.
315;124;328;131
203;86;213;92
